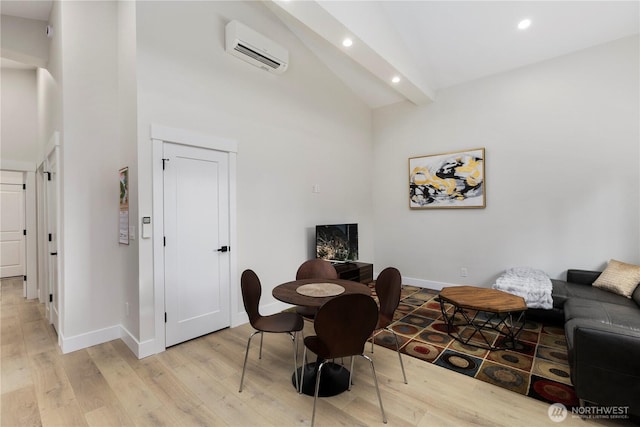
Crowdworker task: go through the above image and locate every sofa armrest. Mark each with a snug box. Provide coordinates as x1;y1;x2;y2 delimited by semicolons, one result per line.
566;269;601;285
566;319;640;413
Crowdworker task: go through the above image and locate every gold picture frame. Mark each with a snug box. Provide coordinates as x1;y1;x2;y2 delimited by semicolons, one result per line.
409;148;485;209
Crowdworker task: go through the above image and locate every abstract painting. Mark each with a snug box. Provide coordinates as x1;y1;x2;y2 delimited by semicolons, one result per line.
409;148;485;209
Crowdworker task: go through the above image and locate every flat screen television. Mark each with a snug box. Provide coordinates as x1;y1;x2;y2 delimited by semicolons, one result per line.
315;224;358;263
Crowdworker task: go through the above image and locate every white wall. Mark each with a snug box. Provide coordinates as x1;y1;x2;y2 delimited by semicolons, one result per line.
373;35;640;288
134;1;373;344
117;0;140;341
38;0;63;163
0;15;49;68
58;0;137;348
1;69;38;163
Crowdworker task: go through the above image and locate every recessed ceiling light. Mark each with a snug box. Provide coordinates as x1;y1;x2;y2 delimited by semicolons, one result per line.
518;19;531;30
391;76;401;84
342;38;353;47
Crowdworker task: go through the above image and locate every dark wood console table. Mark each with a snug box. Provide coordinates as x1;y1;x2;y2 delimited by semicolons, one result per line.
333;262;373;283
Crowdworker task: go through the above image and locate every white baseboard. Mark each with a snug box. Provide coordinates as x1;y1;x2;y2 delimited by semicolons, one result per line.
136;338;162;359
120;326;165;359
60;325;122;354
60;322;159;359
401;276;461;291
59;280;452;357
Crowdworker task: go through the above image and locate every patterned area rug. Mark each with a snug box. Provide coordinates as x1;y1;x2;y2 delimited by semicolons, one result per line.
370;285;578;409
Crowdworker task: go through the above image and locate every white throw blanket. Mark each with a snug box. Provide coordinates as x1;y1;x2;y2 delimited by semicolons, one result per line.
492;267;553;309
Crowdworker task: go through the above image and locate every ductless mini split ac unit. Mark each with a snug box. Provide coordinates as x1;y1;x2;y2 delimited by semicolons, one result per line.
225;20;289;74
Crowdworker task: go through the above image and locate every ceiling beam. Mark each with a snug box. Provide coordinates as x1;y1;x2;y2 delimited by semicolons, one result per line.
267;0;434;106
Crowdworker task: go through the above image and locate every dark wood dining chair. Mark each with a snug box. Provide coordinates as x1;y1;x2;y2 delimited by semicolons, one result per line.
295;259;339;319
371;267;407;384
302;293;387;426
239;269;304;392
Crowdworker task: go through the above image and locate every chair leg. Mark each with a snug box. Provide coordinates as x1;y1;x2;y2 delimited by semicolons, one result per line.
361;354;387;424
300;346;308;394
388;327;408;384
289;331;300;392
311;360;326;427
239;330;261;392
348;356;355;391
259;331;264;359
301;330;309;365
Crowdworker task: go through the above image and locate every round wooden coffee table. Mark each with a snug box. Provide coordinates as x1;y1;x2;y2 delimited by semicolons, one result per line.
438;286;527;350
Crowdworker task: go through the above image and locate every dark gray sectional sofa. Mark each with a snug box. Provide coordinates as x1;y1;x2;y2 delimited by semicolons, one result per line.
529;269;640;419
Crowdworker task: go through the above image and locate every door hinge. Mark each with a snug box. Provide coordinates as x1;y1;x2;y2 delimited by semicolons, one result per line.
162;158;170;170
164;312;167;323
49;294;53;302
46;172;52;181
23;184;26;190
23;275;27;281
23;229;27;236
48;233;52;242
163;236;166;247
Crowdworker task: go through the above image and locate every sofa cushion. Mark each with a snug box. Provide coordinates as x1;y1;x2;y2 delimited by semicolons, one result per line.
564;297;640;328
633;284;640;307
551;279;633;307
592;259;640;298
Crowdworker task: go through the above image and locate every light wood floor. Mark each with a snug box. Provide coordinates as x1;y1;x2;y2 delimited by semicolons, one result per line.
1;277;634;427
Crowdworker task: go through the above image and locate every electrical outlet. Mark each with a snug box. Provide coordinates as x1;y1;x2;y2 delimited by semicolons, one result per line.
460;267;468;277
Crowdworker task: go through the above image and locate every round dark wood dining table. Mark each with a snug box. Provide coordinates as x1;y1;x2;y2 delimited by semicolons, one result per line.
272;278;371;307
272;278;372;396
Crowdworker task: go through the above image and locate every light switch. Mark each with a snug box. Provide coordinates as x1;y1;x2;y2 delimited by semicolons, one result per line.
142;217;152;238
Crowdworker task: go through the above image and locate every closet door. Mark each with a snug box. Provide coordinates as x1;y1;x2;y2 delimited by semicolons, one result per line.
163;142;231;347
0;171;25;279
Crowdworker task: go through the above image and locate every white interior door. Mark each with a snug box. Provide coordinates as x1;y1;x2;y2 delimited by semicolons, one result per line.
163;142;230;347
37;164;49;312
46;149;60;332
0;172;25;279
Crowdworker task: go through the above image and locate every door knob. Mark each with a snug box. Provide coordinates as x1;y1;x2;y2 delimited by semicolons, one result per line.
216;246;229;253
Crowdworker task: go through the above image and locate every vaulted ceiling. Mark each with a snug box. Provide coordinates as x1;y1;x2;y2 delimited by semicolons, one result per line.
268;1;640;108
2;0;639;108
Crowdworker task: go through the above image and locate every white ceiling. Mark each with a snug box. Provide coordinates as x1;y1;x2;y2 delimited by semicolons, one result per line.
2;1;638;107
0;0;52;69
0;0;52;21
269;0;640;108
1;57;35;69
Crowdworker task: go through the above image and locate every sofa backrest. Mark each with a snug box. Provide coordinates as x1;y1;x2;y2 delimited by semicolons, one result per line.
633;284;640;307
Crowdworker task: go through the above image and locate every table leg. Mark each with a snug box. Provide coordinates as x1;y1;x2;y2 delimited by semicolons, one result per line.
439;298;525;351
293;360;351;397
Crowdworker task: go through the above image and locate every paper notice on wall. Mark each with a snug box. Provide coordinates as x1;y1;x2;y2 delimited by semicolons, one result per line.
119;167;129;245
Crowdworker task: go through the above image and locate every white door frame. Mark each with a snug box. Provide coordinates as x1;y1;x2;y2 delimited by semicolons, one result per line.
34;132;62;343
36;162;47;306
150;124;237;355
45;143;62;337
0;160;38;300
